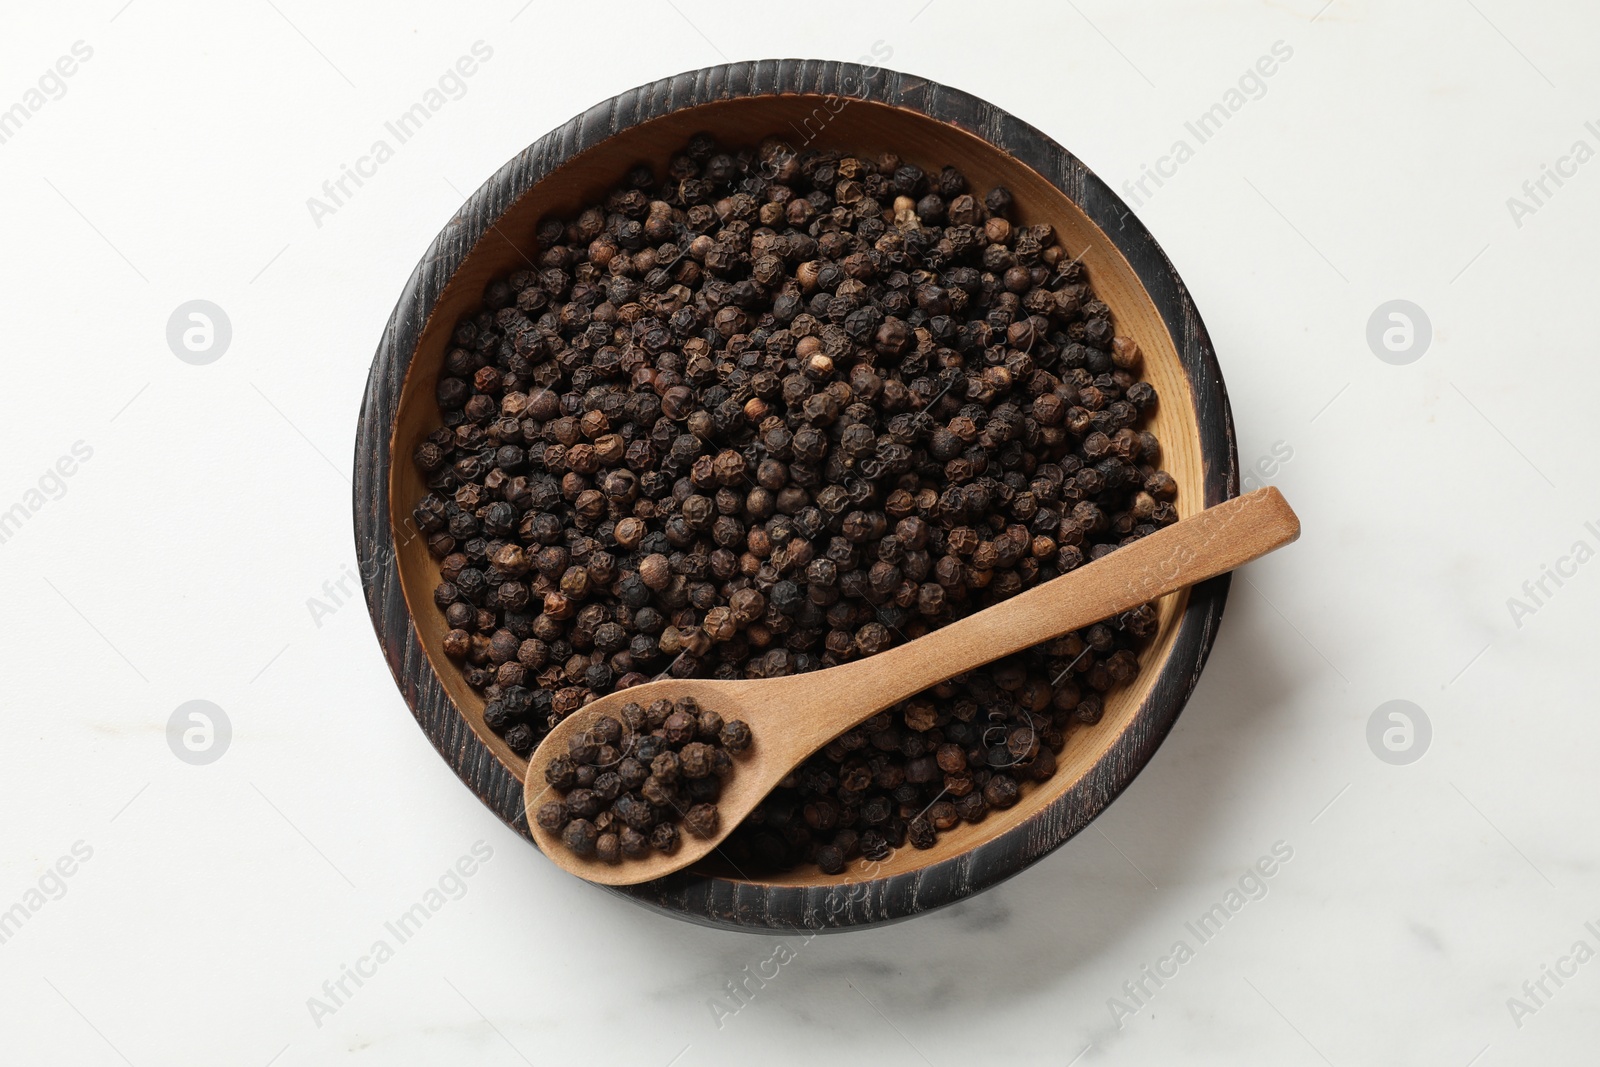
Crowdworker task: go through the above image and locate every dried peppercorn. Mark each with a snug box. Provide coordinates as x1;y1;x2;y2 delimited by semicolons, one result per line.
561;819;598;856
534;800;568;831
418;135;1174;876
683;803;720;839
532;700;753;861
594;832;621;865
620;827;650;857
650;822;680;854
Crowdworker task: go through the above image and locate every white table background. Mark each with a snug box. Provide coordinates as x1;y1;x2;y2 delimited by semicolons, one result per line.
2;1;1595;1063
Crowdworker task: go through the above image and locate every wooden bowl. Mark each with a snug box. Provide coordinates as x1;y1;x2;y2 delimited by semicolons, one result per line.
355;60;1238;931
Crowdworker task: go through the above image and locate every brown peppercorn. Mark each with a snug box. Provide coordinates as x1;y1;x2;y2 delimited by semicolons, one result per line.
544;756;578;790
983;774;1020;809
617;826;648;857
663;709;697;745
561;819;598;856
935;743;967;774
954;792;988;822
594;832;621;864
625;765;668;805
855;623;892;656
679;742;714;778
639;553;671;590
683;803;720;839
720;719;753;752
696;708;725;741
903;700;939;732
535;801;569;831
649;822;679;854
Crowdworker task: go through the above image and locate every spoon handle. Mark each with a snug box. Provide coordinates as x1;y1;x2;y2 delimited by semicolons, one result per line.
821;487;1300;717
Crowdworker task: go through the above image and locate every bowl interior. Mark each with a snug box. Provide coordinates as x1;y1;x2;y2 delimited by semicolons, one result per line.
387;94;1207;888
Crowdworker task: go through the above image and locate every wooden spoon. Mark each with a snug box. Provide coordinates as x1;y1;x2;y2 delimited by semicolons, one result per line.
523;486;1300;885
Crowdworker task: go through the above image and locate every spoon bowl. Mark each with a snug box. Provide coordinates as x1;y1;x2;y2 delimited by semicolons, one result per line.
527;487;1300;886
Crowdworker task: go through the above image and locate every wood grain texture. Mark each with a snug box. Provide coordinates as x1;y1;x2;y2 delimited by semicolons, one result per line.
354;59;1240;931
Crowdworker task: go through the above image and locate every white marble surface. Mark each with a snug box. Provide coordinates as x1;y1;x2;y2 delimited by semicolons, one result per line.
2;1;1596;1063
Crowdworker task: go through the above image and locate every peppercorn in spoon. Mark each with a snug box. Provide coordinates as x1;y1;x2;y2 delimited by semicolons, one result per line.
523;486;1300;885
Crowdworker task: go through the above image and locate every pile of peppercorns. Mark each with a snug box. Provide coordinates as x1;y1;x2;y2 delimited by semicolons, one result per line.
533;697;752;863
412;133;1175;875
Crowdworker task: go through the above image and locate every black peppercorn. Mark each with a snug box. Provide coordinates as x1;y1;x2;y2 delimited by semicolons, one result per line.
419;136;1176;875
650;822;680;854
683;803;720;839
534;800;568;831
561;819;598;856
